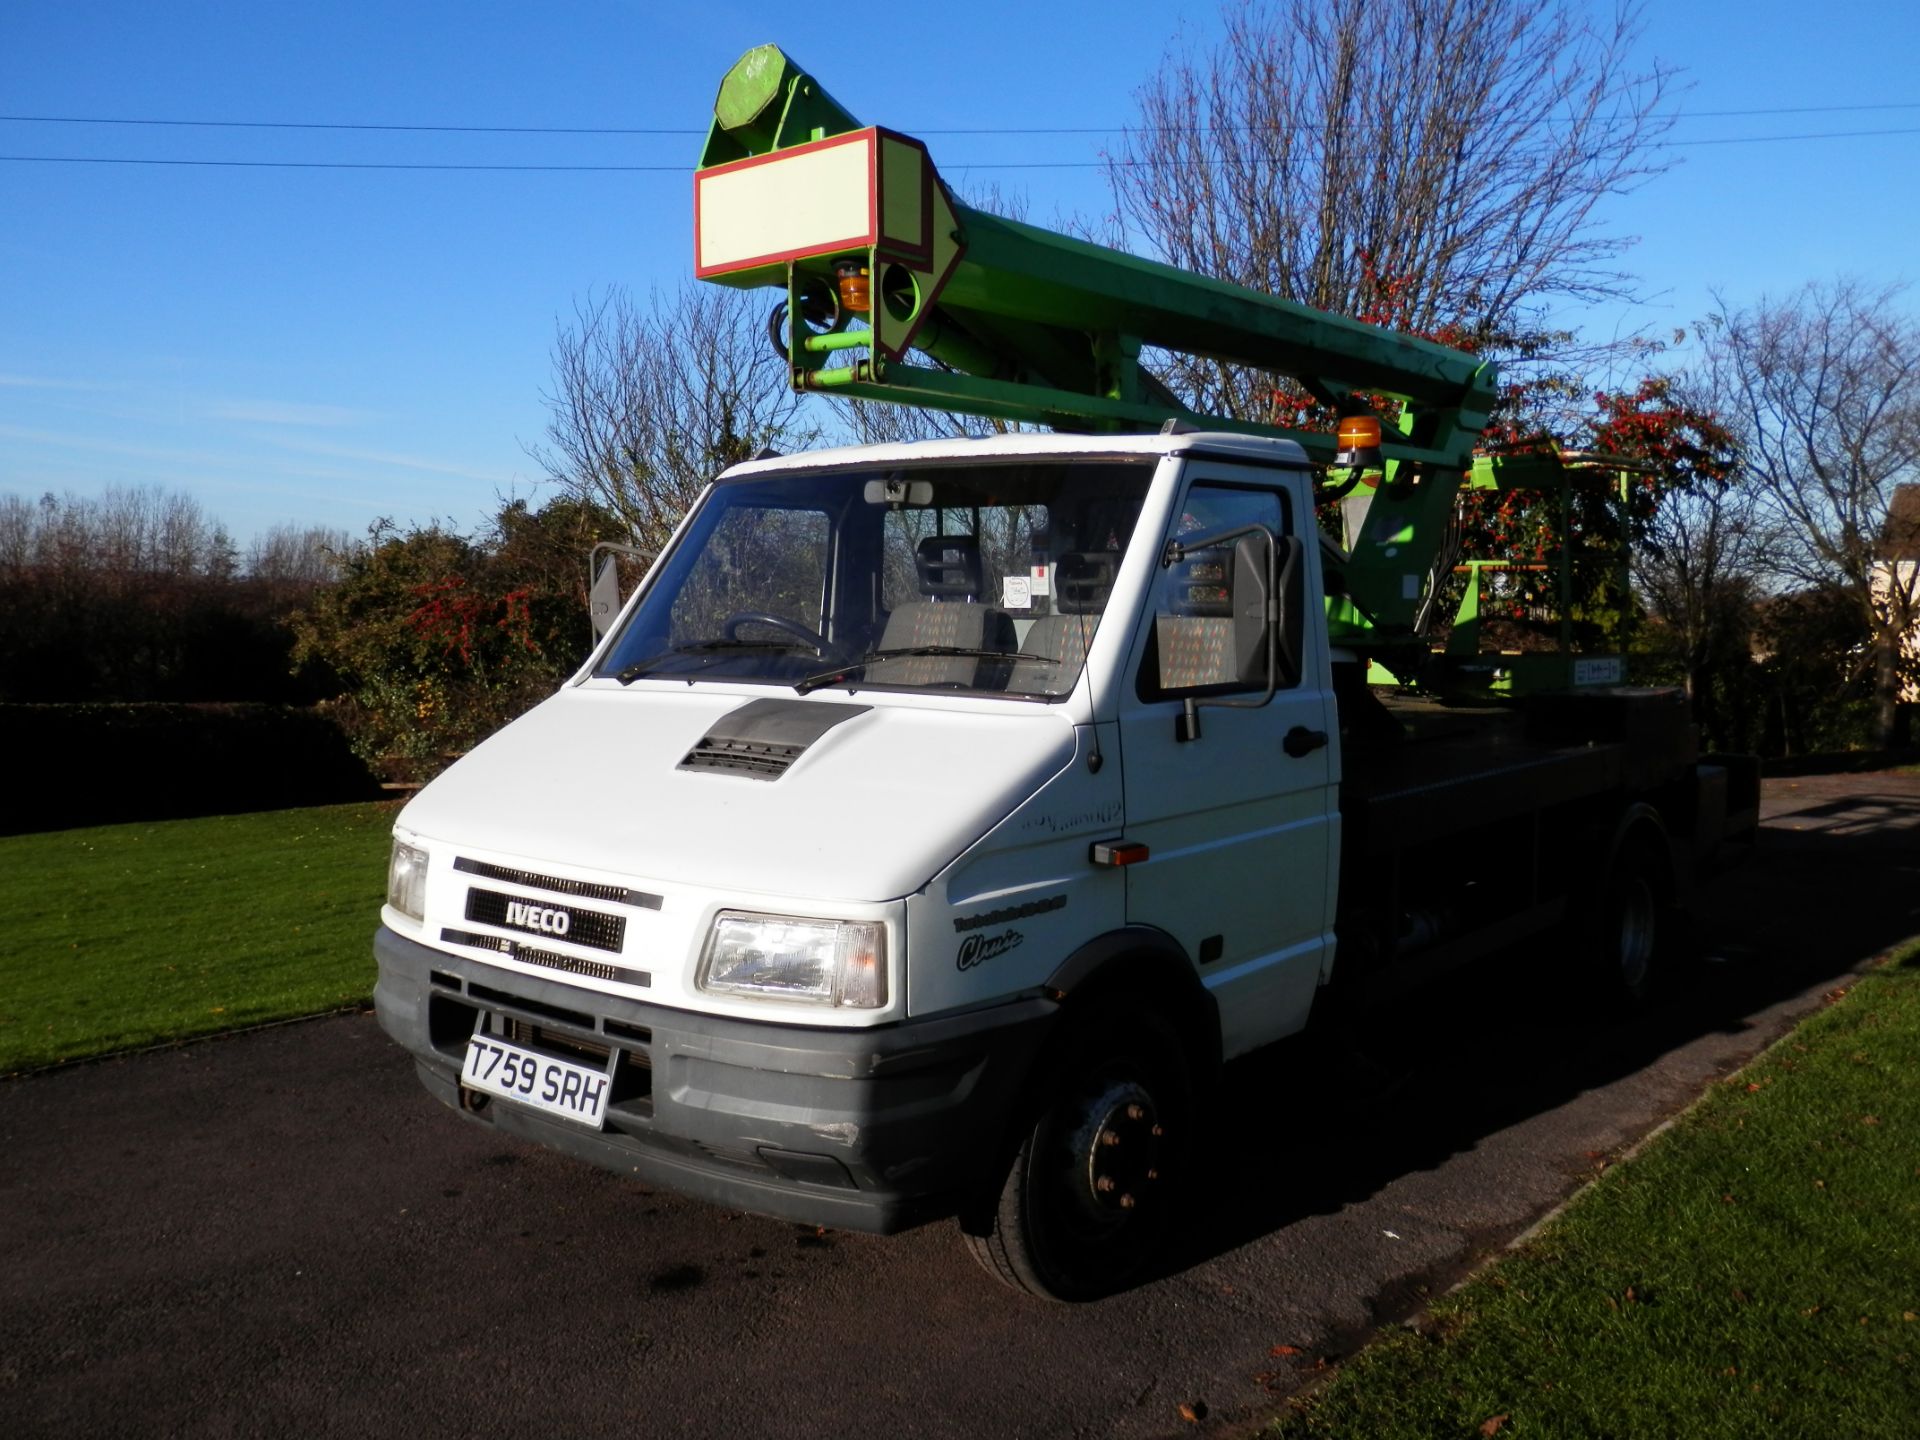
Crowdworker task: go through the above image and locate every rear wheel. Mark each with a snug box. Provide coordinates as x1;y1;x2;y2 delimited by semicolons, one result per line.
964;1002;1193;1301
1580;834;1671;1012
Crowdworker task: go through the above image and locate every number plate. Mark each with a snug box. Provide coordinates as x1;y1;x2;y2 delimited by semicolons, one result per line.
460;1029;612;1129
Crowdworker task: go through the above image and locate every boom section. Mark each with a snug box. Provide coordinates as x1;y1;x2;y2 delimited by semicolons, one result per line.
693;45;1496;471
693;44;1506;657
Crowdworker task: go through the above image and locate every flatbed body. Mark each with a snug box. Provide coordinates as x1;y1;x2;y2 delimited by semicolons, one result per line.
1344;690;1694;850
1337;687;1751;1006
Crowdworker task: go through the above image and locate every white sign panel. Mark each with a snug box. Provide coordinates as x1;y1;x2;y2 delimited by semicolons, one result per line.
696;135;875;275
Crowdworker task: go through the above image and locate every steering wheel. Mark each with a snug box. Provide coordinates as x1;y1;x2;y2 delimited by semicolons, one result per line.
722;611;834;656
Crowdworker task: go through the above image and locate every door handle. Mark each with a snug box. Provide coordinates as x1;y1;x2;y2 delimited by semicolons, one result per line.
1283;725;1329;758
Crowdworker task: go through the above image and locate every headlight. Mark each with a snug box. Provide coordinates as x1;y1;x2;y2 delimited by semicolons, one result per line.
698;912;887;1009
387;839;429;922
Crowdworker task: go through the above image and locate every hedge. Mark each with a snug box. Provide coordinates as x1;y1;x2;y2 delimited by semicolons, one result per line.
2;704;384;835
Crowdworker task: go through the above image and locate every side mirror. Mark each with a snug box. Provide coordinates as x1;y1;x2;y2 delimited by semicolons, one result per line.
589;554;622;639
1163;521;1292;742
587;541;655;641
1230;533;1272;686
1227;532;1305;687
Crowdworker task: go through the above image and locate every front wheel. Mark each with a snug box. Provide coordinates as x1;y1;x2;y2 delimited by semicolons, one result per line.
964;1002;1193;1301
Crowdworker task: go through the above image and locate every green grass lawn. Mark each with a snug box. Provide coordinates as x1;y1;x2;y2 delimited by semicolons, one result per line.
0;803;394;1074
1271;944;1920;1439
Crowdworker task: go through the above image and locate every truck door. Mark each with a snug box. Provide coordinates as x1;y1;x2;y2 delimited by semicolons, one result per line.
1115;463;1338;1059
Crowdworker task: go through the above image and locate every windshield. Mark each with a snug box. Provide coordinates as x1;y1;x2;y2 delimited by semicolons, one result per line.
594;459;1155;700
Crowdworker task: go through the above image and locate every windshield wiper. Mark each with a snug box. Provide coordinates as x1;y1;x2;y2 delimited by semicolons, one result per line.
793;646;1054;695
616;639;809;685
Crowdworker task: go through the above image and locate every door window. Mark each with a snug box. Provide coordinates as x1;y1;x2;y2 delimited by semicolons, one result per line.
1137;483;1293;700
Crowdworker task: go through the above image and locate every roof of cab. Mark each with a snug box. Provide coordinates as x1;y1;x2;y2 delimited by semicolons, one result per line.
715;428;1312;482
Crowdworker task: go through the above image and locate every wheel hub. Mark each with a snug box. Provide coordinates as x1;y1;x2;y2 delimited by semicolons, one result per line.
1075;1080;1163;1220
1615;874;1656;990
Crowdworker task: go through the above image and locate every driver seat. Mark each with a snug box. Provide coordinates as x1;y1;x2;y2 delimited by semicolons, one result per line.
867;535;1014;688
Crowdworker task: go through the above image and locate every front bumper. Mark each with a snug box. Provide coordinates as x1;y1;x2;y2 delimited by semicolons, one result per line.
374;926;1054;1234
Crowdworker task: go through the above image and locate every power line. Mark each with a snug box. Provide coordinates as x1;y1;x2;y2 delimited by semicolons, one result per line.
0;115;699;136
0;155;683;172
3;124;1918;174
1682;101;1920;118
2;99;1919;137
1660;126;1920;147
951;123;1920;165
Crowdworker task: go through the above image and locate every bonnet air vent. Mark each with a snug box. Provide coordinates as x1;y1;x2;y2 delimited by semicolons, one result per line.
678;698;870;781
680;736;801;778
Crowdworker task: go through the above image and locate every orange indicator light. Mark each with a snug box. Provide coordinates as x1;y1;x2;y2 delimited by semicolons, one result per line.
1336;414;1382;451
835;260;871;314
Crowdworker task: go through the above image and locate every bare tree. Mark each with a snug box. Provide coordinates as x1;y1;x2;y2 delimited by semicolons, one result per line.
1705;280;1920;747
245;523;355;587
1110;0;1676;417
26;492;91;577
529;285;818;554
833;397;1007;447
1627;387;1767;749
0;495;33;575
3;486;231;581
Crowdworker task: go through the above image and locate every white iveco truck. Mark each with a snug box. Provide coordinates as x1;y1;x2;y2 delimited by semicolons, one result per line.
372;46;1752;1300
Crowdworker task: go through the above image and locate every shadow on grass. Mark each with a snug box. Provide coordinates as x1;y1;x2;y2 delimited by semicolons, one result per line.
1149;774;1920;1289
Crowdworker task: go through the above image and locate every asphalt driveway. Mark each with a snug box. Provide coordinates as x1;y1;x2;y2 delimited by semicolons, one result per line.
3;771;1917;1439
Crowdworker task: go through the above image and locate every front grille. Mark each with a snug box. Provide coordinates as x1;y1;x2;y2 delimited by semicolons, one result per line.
463;888;626;953
441;926;649;986
453;856;661;910
505;1017;614;1065
678;736;802;779
464;981;594;1029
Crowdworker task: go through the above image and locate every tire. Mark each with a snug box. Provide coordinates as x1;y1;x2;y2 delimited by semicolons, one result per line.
1579;835;1670;1013
964;1001;1194;1301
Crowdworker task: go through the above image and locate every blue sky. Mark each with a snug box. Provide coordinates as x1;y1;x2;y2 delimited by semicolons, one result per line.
3;0;1917;546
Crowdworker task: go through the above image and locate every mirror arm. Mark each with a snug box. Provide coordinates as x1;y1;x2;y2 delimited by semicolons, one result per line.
1163;520;1266;564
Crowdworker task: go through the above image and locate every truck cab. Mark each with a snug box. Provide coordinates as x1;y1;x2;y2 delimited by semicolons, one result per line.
375;429;1338;1298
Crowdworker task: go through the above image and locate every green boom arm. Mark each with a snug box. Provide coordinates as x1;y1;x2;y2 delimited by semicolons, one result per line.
693;45;1501;650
